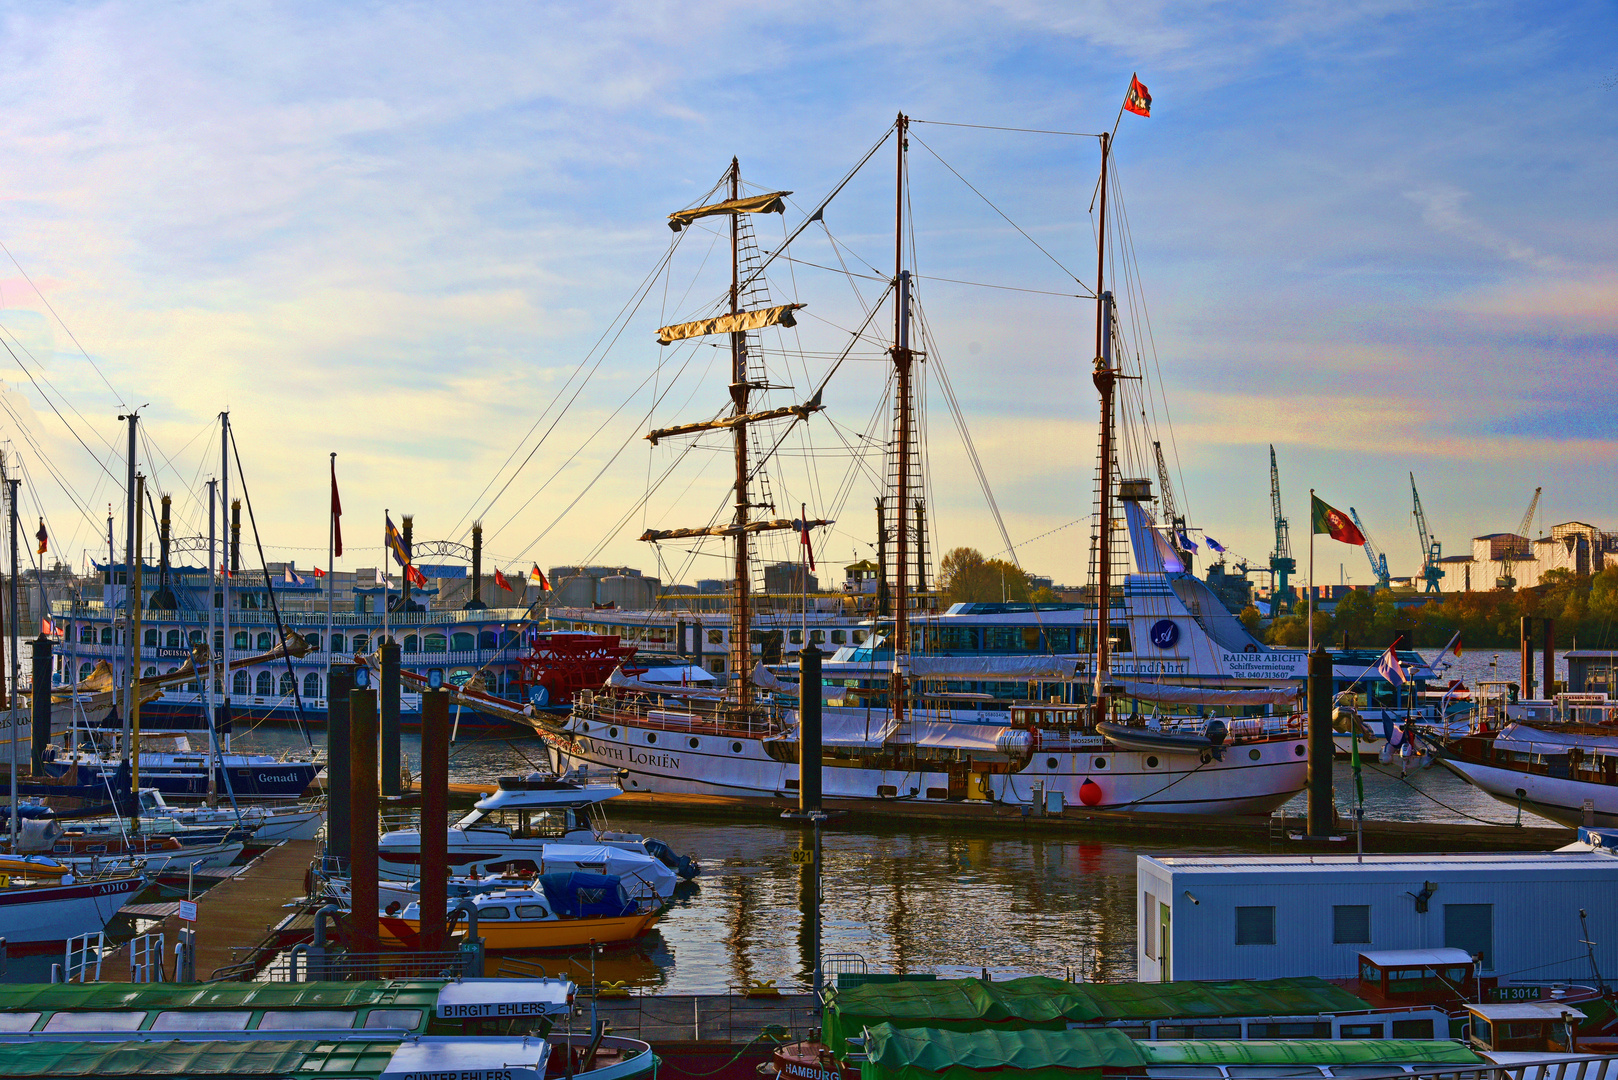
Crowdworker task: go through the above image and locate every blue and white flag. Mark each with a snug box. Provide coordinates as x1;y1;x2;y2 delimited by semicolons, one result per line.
1177;531;1199;551
1204;536;1225;554
1376;644;1408;686
283;567;306;586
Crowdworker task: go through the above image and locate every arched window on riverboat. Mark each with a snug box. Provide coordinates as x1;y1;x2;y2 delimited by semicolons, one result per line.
166;629;181;647
451;632;474;652
257;632;272;650
189;629;204;646
305;633;321;652
424;634;446;653
234;632;250;650
256;671;274;696
234;671;249;695
144;628;158;647
403;635;418;653
144;666;157;677
79;663;93;681
304;672;321;698
330;633;345;654
479;630;498;650
352;636;369;654
280;672;295;696
79;625;94;644
100;627;113;645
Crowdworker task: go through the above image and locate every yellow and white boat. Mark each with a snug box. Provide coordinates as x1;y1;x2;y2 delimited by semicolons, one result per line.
379;871;661;952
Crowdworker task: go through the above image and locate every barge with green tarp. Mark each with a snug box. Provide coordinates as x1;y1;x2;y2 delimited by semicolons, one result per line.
822;977;1444;1052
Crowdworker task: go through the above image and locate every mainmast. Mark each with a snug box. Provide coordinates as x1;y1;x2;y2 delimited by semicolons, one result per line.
1092;131;1114;722
889;113;913;732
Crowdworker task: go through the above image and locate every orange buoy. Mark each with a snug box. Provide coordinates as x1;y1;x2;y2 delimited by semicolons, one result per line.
1079;778;1103;806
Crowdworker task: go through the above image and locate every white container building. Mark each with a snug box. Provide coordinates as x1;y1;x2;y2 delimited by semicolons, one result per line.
1136;851;1618;984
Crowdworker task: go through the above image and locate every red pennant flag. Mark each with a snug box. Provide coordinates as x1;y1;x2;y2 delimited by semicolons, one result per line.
1124;73;1151;118
407;564;428;589
312;566;327;578
494;568;514;592
330;457;343;558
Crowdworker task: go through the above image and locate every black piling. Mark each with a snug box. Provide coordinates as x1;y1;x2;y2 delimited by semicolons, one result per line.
348;680;379;954
379;640;401;798
326;665;353;864
1307;645;1334;837
419;688;450;953
1521;616;1535;698
799;645;822;814
1544;618;1557;698
30;636;51;774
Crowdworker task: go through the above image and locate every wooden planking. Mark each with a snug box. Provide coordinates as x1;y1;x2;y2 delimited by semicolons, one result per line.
101;839;319;981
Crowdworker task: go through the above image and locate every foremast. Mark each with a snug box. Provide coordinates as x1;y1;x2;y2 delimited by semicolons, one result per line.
888;113;917;734
643;160;826;707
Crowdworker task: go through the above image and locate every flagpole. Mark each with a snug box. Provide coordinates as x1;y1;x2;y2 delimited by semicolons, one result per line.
1307;488;1315;655
327;456;334;671
382;508;389;648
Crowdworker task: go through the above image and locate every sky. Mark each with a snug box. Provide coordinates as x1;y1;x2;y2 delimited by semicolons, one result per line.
0;1;1612;590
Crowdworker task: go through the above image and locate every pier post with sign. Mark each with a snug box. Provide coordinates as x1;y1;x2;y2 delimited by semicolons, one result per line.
379;639;401;797
327;666;353;864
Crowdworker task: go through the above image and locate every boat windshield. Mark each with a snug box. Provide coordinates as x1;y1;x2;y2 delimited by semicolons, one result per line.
454;808;573;838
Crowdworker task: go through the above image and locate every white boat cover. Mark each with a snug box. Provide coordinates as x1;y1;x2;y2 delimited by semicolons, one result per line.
752;662;790;692
788;708;900;747
1494;723;1618;756
901;719;1013;751
896;656;1082;680
607;666;728;699
1113;680;1299;706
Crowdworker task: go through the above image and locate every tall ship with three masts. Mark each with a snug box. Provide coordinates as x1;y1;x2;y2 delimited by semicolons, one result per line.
538;116;1310;814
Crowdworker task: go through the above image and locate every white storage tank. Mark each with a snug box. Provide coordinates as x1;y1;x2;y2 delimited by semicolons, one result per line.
599;575;654;610
556;575;596;608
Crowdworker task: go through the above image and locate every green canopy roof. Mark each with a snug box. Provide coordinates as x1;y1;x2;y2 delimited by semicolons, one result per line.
1137;1041;1485;1067
0;1039;401;1078
862;1024;1144;1080
825;977;1371;1053
0;981;444;1013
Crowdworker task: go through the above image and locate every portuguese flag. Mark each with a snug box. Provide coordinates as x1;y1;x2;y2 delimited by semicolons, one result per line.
1312;495;1366;545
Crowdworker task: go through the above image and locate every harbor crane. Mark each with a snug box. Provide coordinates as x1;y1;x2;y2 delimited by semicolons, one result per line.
1349;507;1390;590
1268;445;1295;616
1410;473;1444;594
1153;441;1190;567
1498;486;1542;590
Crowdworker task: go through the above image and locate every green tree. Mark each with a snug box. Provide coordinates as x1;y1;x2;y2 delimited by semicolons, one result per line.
1238;605;1263;636
1333;590;1373;645
938;547;1035;604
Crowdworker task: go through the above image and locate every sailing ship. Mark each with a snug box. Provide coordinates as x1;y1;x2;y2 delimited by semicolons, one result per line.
536;118;1309;815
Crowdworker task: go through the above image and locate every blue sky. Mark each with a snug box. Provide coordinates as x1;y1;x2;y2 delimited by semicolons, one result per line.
0;1;1611;587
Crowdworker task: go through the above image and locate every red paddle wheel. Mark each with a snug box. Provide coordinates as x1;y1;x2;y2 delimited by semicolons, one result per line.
517;631;640;709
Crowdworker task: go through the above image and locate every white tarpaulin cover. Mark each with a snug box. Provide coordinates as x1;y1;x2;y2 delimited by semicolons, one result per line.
897;656;1082;680
752;662;789;692
783;707;900;747
1494;722;1618;756
902;718;1013;751
658;303;806;345
608;666;727;699
1113;680;1299;706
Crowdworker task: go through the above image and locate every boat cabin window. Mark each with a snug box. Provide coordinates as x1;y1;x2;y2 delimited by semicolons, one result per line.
516;904;551;919
459;808;571;838
1157;1024;1242;1039
256;1010;356;1030
1337;1024;1384;1039
1225;1068;1327;1078
151;1011;253;1031
1145;1070;1224;1079
43;1012;147;1032
707;629;723;645
1246;1022;1331;1039
479;906;512;920
362;1009;424;1030
0;1013;39;1032
1330;1070;1407;1078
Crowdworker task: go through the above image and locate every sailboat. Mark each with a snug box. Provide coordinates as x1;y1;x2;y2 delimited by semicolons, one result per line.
537;118;1309;815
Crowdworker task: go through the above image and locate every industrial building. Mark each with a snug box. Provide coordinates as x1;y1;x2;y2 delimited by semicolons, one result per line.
1136;850;1618;984
1434;521;1618;592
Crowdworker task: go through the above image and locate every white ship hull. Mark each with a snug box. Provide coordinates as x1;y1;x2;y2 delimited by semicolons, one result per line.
1435;756;1618;828
542;713;1307;816
0;875;144;948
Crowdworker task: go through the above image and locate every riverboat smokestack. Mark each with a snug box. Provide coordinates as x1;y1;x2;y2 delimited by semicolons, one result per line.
466;522;486;610
230;500;241;578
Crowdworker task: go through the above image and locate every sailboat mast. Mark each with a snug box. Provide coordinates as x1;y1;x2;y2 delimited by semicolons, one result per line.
728;157;752;708
1092;132;1113;721
890;113;912;731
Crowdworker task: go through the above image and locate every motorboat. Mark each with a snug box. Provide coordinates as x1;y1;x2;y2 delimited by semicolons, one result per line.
379;871;661;952
377;772;699;883
135;788;327;842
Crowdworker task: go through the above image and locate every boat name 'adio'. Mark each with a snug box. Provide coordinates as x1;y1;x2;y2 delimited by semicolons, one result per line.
574;737;681;771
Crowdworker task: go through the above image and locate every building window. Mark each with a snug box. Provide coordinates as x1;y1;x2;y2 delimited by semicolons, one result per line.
1333;905;1371;944
233;671;249;695
707;629;723;645
256;632;272;650
189;630;204;646
424;634;446;653
451;632;474;651
166;628;181;648
479;630;499;650
304;672;321;698
255;671;274;696
100;627;113;645
1144;892;1157;959
403;635;419;653
789;630;803;645
1235;906;1276;945
279;672;295;696
330;633;346;655
143;628;158;647
1444;903;1493;970
234;631;250;650
353;636;369;654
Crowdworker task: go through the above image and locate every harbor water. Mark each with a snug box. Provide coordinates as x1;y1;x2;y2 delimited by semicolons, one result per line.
173;648;1562;993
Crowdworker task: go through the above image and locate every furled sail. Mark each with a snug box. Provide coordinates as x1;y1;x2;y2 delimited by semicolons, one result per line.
668;190;791;231
640;517;831;543
657;303;806;345
646;390;823;445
